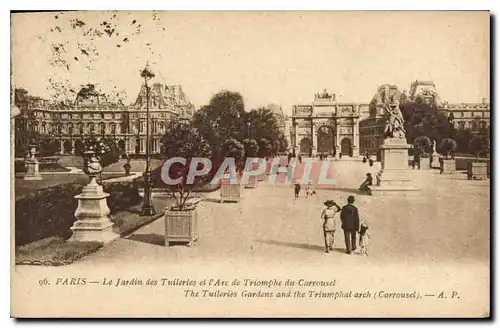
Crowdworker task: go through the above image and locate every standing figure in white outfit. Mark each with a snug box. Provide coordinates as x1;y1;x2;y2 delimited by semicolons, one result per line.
321;200;341;253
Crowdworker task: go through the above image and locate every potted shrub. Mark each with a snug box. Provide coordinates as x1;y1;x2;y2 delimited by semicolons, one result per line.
243;138;259;188
439;138;457;174
161;119;212;247
219;138;245;200
467;134;490;180
413;136;432;170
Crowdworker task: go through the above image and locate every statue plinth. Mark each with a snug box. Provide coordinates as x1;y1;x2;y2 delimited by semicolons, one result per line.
23;158;42;180
368;138;420;196
69;174;118;243
431;152;441;169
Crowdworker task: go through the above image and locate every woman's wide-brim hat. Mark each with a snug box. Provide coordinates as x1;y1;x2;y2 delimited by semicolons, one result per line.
324;200;336;207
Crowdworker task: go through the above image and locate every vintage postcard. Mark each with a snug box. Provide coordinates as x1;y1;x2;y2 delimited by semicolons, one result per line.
10;11;490;318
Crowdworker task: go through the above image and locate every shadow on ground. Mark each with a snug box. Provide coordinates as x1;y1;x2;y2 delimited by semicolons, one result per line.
255;239;346;254
126;233;165;246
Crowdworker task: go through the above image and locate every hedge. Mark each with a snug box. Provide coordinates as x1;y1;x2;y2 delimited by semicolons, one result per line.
15;180;141;246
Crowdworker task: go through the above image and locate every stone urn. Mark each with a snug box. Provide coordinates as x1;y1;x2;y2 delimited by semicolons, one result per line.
23;145;42;180
69;149;118;243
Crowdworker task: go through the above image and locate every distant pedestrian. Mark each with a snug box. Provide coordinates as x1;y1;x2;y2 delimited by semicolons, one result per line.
321;200;341;253
359;173;373;193
294;183;301;198
340;195;360;254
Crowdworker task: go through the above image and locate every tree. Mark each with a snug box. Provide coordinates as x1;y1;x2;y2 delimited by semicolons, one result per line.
245;107;282;150
243;138;259;158
469;134;490;160
401;102;453;145
277;133;289;153
258;138;272;158
160;119;212;210
193;91;247;160
439;138;457;159
221;138;245;173
413;136;432;157
454;129;474;154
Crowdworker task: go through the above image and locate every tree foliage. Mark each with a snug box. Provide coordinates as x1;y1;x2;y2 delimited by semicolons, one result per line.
401;102;453;146
469;134;490;159
439;138;457;159
413;136;432;157
161;119;212;209
243;138;259;158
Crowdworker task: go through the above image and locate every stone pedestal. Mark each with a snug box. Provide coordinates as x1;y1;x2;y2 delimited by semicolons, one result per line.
419;157;430;170
69;176;119;243
23;158;42;180
431;153;441;169
368;138;419;196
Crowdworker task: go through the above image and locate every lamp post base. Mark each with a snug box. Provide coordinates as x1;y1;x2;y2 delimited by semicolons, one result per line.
140;205;157;217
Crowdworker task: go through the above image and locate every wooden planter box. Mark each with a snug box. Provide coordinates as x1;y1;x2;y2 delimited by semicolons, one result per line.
245;175;258;188
165;206;199;247
419;157;430;170
440;159;456;174
220;181;241;203
467;162;488;180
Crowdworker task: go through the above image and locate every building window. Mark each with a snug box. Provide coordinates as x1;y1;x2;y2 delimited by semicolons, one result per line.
89;123;95;134
68;123;73;135
100;123;105;135
41;123;46;134
110;123;116;135
470;121;478;131
79;123;84;135
459;121;465;130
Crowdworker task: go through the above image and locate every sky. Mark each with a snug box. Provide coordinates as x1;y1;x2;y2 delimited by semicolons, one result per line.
11;11;490;114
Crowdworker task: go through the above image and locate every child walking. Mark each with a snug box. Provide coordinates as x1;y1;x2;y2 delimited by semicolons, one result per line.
358;217;371;256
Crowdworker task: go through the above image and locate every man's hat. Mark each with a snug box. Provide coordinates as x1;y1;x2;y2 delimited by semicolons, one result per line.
324;200;336;207
347;195;355;203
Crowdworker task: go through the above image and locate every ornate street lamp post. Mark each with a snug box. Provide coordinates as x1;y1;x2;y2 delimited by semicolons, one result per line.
140;64;156;216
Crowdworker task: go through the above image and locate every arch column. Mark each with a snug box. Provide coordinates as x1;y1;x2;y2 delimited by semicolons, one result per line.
311;121;317;157
293;120;299;155
335;119;340;158
71;140;75;155
60;139;65;155
353;118;359;157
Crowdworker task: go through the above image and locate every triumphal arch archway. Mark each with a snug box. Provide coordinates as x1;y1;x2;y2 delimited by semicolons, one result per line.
291;90;361;158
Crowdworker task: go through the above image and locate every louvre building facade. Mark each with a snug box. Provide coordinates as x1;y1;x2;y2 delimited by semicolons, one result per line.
14;83;195;156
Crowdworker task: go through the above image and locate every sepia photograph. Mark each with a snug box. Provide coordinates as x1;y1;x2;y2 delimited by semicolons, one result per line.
10;10;490;318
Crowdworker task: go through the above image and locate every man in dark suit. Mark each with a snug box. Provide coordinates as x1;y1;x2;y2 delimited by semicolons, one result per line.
340;195;360;254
